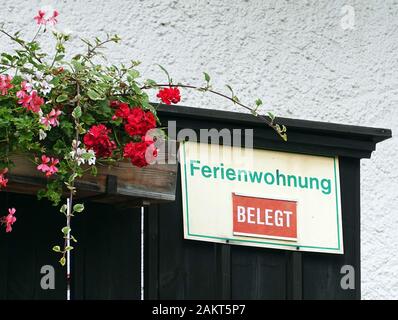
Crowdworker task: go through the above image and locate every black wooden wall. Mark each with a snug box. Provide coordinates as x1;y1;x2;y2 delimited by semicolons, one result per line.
144;156;360;299
0;193;141;300
141;104;387;300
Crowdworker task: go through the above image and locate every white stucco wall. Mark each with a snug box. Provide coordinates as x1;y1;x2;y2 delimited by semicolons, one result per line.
1;0;397;299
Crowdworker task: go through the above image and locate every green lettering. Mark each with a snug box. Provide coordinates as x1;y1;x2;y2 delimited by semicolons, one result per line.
190;160;200;176
226;168;236;181
201;165;212;178
249;171;263;183
264;172;275;185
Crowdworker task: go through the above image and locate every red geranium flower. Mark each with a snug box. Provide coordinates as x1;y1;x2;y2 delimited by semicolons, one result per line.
156;87;181;105
112;102;131;121
124;107;157;137
123;137;158;168
1;208;16;233
83;124;116;158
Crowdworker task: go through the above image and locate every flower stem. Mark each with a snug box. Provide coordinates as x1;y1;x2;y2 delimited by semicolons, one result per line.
66;196;72;301
31;25;42;43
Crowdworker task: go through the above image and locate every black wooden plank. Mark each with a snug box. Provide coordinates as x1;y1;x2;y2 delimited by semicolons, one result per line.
151;169;218;299
4;194;37;299
144;204;159;299
0;193;72;299
231;246;287;299
0;193;10;299
302;157;360;299
33;198;67;300
286;251;303;300
215;243;231;299
82;202;141;299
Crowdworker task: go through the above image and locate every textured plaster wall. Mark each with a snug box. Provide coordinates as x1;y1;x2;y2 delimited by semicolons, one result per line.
1;0;397;299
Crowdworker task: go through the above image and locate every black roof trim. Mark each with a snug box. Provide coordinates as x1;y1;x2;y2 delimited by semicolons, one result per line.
157;104;392;159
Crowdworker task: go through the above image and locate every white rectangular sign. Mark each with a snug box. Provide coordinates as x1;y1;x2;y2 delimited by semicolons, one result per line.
180;141;344;254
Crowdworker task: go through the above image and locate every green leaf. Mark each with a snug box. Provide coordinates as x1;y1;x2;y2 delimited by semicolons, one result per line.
156;64;172;84
226;84;234;96
255;99;263;107
204;72;211;83
87;89;102;101
71;235;78;243
72;106;82;119
127;69;140;80
68;173;78;184
55;54;65;62
81;113;96;126
56;94;68;103
59;257;66;266
52;246;61;252
76;123;86;134
59;204;67;214
144;79;158;88
53;140;67;155
73;203;84;213
65;246;74;251
91;165;98;176
62;226;71;235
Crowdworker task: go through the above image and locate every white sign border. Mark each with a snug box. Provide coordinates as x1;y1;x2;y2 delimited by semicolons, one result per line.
181;141;344;255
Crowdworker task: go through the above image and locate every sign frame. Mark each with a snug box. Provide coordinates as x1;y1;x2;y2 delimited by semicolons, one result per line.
181;141;344;254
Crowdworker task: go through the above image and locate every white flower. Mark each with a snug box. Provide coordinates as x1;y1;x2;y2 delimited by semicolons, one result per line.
39;129;47;141
87;150;96;165
35;71;44;79
40;81;53;95
70;147;86;165
76;157;85;166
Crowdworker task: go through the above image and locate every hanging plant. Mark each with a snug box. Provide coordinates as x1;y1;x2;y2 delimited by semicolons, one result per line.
0;7;287;272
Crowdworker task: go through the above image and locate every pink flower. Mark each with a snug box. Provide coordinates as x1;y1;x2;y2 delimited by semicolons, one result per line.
37;155;50;173
34;10;46;25
0;168;8;188
29;91;44;113
19;81;32;94
37;155;59;177
16;81;32;100
0;208;16;233
34;8;59;26
18;90;43;114
18;92;31;106
0;74;13;95
47;158;59;176
40;109;61;128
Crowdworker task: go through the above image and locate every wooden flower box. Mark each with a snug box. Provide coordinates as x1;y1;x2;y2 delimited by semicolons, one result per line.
3;143;179;208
